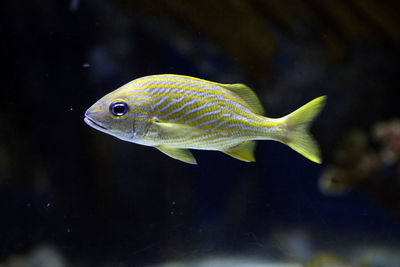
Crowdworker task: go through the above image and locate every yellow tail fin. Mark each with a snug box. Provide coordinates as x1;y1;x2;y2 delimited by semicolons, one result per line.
283;96;326;163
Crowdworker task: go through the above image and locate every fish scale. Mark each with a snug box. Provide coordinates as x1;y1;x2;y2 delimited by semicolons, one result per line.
146;81;259;130
84;74;326;164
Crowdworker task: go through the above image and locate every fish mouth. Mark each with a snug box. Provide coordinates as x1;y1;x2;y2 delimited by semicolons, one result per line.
84;116;107;130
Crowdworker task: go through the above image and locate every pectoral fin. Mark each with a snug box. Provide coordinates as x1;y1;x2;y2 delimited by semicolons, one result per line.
152;118;199;137
222;141;256;162
156;146;197;164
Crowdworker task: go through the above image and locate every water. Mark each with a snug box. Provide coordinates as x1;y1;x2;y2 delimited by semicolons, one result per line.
1;1;400;266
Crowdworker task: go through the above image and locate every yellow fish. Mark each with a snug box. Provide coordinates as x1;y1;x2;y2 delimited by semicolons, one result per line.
84;74;326;164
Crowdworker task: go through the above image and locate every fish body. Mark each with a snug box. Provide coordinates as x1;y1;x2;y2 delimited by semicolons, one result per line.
84;74;326;164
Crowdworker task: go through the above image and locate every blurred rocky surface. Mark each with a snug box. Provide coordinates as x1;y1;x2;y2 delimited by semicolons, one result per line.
0;246;66;267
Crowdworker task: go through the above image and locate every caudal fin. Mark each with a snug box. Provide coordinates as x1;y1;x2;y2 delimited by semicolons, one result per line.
282;96;326;163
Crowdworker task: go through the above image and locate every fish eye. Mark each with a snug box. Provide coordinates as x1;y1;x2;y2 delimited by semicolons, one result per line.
110;101;129;117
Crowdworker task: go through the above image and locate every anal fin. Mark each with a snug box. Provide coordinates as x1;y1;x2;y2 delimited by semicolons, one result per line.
222;141;256;162
156;146;197;164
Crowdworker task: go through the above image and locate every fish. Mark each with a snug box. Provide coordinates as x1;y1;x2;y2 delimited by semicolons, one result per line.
84;74;326;164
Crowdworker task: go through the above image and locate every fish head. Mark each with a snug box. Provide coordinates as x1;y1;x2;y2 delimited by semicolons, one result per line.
84;91;139;142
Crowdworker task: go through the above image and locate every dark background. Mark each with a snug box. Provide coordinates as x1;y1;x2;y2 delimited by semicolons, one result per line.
1;0;400;266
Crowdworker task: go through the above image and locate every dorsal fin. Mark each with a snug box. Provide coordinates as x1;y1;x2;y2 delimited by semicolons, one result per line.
222;83;265;115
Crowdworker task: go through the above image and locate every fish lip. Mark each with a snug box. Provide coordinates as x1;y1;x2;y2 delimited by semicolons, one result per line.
84;116;107;130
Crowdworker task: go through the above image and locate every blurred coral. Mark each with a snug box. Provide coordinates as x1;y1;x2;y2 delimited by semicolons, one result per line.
319;120;400;218
373;119;400;165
